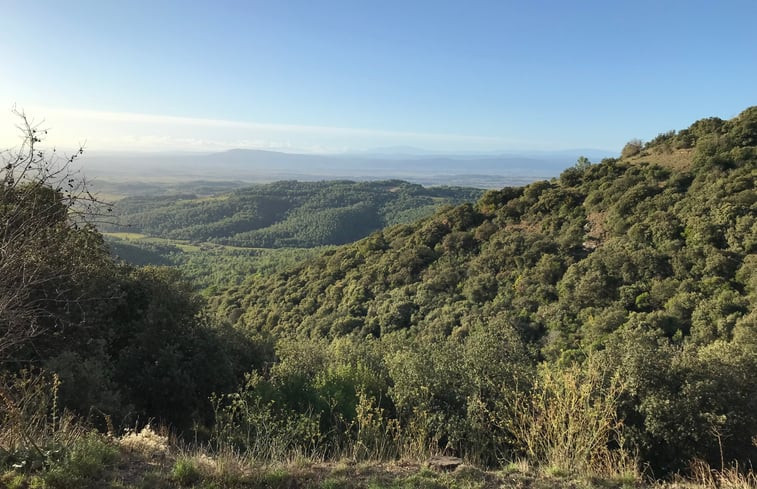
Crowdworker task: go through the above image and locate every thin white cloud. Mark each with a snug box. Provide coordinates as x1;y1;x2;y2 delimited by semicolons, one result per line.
30;105;506;139
0;103;523;153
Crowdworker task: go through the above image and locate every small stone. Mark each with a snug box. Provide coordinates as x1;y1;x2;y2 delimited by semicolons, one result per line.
427;455;463;472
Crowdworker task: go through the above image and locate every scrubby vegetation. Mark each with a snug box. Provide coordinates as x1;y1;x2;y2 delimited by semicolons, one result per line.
0;108;755;487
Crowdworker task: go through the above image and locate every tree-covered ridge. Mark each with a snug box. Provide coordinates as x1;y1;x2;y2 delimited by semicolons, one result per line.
210;107;756;470
621;106;757;170
216;108;755;344
102;180;483;248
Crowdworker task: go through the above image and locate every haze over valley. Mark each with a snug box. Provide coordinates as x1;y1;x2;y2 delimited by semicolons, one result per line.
82;147;615;191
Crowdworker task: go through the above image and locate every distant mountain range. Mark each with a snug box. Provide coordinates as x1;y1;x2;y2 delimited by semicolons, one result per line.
81;148;616;189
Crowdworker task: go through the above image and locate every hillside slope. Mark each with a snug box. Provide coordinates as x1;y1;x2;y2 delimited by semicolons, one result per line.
210;107;756;471
218;108;755;343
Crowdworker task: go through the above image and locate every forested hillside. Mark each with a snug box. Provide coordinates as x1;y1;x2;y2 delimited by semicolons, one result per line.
102;180;483;248
209;107;756;472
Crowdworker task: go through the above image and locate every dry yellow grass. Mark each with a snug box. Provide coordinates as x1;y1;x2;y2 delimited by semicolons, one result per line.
103;231;148;240
623;148;694;171
119;425;169;458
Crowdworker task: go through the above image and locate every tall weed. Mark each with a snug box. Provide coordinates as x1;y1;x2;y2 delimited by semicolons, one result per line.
499;356;639;478
686;459;757;489
0;369;85;471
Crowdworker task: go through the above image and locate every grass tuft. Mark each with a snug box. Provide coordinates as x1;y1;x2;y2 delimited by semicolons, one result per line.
170;457;201;486
43;433;118;489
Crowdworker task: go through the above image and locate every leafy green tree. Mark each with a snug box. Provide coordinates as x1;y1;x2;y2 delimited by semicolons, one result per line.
575;155;592;169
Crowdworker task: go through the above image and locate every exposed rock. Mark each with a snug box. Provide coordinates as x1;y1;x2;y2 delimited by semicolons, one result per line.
582;239;598;251
426;455;463;472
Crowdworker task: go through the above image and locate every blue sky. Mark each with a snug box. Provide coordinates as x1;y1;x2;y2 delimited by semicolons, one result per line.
1;0;756;153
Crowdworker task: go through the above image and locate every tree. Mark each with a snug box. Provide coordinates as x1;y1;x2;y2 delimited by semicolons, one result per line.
0;110;111;361
574;155;592;170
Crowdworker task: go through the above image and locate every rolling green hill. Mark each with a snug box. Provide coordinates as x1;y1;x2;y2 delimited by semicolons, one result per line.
102;180;483;248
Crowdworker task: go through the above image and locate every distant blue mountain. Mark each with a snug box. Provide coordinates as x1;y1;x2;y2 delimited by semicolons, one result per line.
82;148;614;188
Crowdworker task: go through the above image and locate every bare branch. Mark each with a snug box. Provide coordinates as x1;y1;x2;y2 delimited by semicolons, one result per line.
0;110;116;360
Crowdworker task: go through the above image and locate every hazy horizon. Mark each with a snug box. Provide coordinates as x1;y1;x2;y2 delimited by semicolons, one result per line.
78;145;604;190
